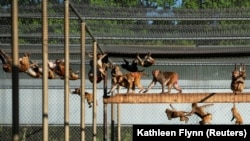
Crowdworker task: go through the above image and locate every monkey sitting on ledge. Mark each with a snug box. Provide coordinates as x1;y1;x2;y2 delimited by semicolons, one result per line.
231;63;246;94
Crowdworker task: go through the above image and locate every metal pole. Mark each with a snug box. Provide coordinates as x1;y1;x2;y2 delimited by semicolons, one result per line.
80;22;86;141
117;104;121;141
111;95;115;141
11;0;19;141
92;41;97;141
103;104;108;141
42;0;49;141
103;70;108;141
64;1;70;141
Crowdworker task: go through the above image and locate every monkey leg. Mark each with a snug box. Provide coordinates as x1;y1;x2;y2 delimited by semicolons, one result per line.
88;102;92;108
135;80;144;93
108;83;119;94
235;121;243;125
199;114;212;125
180;116;189;123
173;82;182;93
136;54;144;66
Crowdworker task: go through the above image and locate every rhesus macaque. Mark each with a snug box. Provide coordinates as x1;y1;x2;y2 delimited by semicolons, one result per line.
231;103;243;125
24;62;42;78
69;68;80;80
54;59;65;78
48;59;79;80
88;69;103;83
88;53;109;83
108;70;148;94
231;63;246;94
88;53;109;77
143;69;182;94
96;53;108;76
0;49;31;73
111;65;123;81
18;53;31;72
109;65;124;93
121;58;144;72
0;49;12;72
71;88;97;108
165;104;189;123
25;60;56;79
136;52;155;67
48;68;56;79
186;103;213;125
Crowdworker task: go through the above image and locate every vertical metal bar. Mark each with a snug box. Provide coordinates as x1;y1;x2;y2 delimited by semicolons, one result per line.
103;70;108;141
64;1;70;141
42;0;49;141
103;104;107;141
80;22;86;141
111;96;115;141
117;104;121;141
92;41;97;141
11;0;19;141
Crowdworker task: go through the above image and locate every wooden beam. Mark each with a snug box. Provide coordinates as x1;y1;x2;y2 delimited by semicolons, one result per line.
103;93;250;104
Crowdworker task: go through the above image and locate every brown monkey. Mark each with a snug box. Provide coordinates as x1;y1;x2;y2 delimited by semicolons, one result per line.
136;52;155;67
108;65;124;94
71;88;97;108
50;59;79;80
231;103;243;125
186;103;213;125
111;65;123;82
88;53;109;78
18;53;31;72
96;53;108;77
0;49;12;72
24;63;42;78
54;59;65;78
165;104;189;123
231;64;246;94
0;49;31;73
48;69;56;79
108;71;148;94
143;69;182;94
21;58;58;79
88;53;109;83
69;68;80;80
88;69;103;83
47;60;60;79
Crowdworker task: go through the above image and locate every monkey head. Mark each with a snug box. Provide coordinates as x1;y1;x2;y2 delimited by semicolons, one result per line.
191;103;197;108
152;69;160;77
232;70;240;78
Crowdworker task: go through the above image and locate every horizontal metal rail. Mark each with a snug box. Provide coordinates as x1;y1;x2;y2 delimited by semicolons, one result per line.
1;35;250;40
103;93;250;103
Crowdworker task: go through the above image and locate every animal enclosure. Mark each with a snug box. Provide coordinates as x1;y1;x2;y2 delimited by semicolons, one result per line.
1;1;250;141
